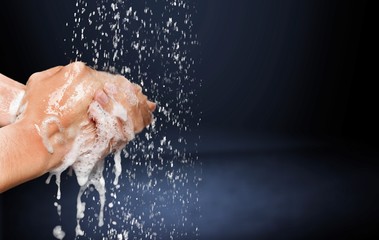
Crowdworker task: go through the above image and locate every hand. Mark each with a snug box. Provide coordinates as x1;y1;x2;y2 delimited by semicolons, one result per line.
17;62;155;172
0;62;155;192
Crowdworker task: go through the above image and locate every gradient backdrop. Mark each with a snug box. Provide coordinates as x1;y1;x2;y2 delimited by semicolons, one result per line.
1;0;378;239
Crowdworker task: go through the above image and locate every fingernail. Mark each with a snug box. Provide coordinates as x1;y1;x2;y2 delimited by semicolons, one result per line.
147;101;156;112
96;90;109;105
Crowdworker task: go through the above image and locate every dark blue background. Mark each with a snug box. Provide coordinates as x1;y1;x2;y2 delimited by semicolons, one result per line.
1;0;378;239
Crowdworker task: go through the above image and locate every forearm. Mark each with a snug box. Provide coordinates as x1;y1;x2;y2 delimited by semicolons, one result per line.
0;74;26;127
0;120;49;193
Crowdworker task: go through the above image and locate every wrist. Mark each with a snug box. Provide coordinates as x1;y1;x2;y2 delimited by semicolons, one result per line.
17;116;70;172
0;120;50;192
13;119;52;175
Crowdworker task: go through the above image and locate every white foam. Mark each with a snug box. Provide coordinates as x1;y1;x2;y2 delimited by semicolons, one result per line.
46;81;137;236
53;225;65;240
15;102;27;122
54;202;62;216
75;158;106;236
8;90;25;123
46;63;83;116
113;148;122;186
35;116;64;154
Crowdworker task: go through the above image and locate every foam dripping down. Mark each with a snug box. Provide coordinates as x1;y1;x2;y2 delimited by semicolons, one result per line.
53;225;65;240
44;86;136;237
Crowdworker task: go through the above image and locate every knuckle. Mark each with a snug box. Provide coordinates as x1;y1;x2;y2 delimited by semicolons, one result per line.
27;72;41;86
64;61;90;79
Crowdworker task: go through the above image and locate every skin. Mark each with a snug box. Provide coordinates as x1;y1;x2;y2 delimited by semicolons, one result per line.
0;62;156;193
0;73;26;126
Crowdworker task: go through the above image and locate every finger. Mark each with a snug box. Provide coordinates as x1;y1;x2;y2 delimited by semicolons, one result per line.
147;101;156;112
93;89;124;123
94;87;129;126
141;101;154;127
94;89;110;108
132;83;142;94
102;82;130;121
103;80;153;133
92;88;133;145
103;82;118;97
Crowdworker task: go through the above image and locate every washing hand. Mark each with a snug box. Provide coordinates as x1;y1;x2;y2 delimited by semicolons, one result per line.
0;62;156;192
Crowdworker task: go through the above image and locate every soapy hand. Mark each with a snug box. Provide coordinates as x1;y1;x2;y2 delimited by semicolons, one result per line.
17;62;155;173
0;62;155;193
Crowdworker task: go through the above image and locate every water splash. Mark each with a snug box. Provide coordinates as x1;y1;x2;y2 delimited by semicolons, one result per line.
54;0;201;239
